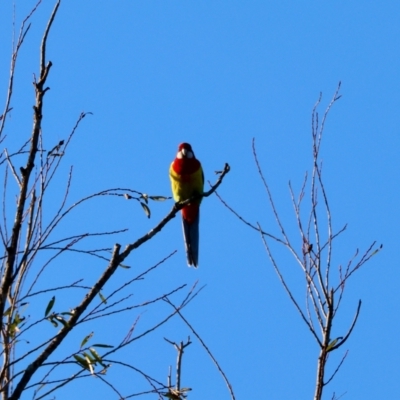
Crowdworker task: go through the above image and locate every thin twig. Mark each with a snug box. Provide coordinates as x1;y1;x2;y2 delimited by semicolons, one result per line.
259;223;322;347
164;298;236;400
324;350;348;386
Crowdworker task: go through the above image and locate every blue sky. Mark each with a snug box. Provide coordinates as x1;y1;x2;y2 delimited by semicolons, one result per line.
1;1;399;399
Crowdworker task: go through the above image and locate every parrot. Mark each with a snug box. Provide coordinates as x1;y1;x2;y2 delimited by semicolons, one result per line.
169;143;204;267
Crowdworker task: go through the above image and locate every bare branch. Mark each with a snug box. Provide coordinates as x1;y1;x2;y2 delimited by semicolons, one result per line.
252;139;298;252
0;0;43;138
164;297;236;400
164;336;192;393
3;149;21;188
214;189;285;244
9;244;122;400
39;1;60;80
328;300;362;352
259;223;323;347
324;350;348;386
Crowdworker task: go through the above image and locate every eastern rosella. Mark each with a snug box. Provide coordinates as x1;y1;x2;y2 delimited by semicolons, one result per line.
169;143;204;267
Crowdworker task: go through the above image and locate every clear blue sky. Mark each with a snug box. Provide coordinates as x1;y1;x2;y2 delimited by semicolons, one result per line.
1;1;399;399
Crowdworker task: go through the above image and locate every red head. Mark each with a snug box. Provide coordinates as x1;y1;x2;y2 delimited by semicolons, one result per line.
172;143;200;175
177;143;195;159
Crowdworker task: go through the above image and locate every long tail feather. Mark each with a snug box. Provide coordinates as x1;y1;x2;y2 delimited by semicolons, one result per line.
182;210;199;267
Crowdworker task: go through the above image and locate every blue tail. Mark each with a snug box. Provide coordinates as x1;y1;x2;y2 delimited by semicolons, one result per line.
182;210;199;267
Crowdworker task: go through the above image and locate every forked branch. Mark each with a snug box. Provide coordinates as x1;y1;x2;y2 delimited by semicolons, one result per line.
217;83;380;400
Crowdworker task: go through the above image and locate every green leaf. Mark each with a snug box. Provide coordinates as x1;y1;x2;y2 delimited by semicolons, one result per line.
73;354;90;370
4;307;12;316
55;315;69;327
140;202;151;218
89;347;106;367
92;343;114;348
13;313;22;325
89;347;101;360
119;263;131;269
45;296;55;317
81;332;94;349
84;354;94;374
61;311;74;316
8;312;26;337
327;337;342;352
9;322;20;337
140;193;149;203
83;351;96;363
149;195;170;201
99;291;107;304
48;317;58;327
370;245;383;257
163;392;180;399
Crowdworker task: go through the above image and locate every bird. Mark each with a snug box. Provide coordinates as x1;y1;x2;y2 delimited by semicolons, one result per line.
169;143;204;267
